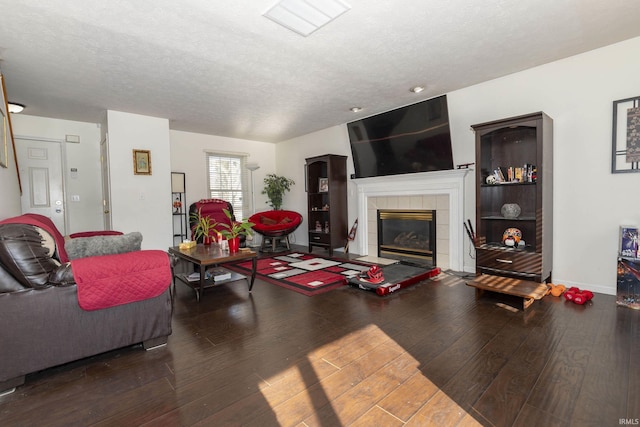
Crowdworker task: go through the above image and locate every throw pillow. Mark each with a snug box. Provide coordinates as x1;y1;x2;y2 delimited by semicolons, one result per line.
260;216;278;225
65;232;143;260
0;223;61;289
34;226;58;259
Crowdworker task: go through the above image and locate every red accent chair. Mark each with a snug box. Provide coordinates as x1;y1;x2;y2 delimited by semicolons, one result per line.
188;199;245;246
248;210;302;252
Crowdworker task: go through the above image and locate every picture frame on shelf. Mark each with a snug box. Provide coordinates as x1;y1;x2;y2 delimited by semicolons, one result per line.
133;149;152;175
318;177;328;192
612;95;640;173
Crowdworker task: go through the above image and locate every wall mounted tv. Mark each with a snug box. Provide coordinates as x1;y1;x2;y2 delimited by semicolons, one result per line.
347;94;454;179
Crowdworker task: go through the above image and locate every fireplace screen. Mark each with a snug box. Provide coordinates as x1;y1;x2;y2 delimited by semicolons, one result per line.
377;210;436;265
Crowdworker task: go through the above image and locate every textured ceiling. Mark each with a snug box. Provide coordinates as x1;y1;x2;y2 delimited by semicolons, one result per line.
0;1;639;143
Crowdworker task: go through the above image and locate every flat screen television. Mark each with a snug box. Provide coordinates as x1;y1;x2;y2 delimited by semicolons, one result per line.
347;95;454;179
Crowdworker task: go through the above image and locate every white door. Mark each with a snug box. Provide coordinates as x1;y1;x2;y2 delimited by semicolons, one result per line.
100;136;112;230
15;138;66;234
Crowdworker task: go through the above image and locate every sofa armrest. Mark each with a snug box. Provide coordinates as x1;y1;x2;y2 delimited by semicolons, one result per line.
71;250;171;310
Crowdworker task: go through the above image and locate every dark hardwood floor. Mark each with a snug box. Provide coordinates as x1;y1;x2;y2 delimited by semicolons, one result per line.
1;246;638;426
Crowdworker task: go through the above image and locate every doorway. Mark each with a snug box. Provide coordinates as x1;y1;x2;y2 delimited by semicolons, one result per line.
15;137;66;234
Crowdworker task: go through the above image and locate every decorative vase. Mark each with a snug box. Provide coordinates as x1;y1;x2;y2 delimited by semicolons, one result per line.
228;236;240;253
501;203;521;219
203;236;212;246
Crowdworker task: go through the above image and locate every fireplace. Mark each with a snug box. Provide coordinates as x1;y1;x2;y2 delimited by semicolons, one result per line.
377;210;436;266
354;168;470;271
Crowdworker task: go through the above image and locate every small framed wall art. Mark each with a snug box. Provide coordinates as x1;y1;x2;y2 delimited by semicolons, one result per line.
133;149;151;175
612;95;640;173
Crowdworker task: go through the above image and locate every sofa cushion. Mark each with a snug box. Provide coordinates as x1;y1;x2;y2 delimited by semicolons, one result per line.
48;263;76;287
65;232;143;260
0;223;61;289
0;263;27;292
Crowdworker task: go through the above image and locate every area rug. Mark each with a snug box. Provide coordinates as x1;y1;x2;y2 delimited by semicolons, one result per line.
227;252;372;296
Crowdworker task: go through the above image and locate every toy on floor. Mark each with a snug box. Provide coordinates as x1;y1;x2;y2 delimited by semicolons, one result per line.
547;283;566;297
366;265;384;284
564;287;594;305
348;262;441;296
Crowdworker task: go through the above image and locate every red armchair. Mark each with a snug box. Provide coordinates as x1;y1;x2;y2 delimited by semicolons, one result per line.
248;210;302;252
188;199;245;246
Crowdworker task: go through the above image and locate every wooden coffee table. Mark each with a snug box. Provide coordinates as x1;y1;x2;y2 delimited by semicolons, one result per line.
168;244;257;301
466;274;549;310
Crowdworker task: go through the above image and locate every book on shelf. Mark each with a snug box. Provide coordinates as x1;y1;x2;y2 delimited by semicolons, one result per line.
209;268;232;282
186;271;207;282
491;164;536;184
186;268;232;282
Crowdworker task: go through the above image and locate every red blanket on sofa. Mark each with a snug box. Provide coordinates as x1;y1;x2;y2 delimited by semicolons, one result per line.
71;250;171;311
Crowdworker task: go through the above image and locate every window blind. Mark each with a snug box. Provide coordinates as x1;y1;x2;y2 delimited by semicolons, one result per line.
206;152;249;220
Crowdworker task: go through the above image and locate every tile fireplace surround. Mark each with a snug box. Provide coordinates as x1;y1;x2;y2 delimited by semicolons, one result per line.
353;169;469;272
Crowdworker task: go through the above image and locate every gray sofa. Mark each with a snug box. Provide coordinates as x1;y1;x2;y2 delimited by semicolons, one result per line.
0;216;173;394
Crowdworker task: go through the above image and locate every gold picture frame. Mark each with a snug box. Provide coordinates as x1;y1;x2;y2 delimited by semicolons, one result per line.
133;149;152;175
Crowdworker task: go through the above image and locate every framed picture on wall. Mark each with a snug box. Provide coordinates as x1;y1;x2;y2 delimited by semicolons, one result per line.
133;149;152;175
612;95;640;173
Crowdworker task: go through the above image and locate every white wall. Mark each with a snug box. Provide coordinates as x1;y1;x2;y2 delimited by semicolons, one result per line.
169;130;277;217
8;115;102;232
276;126;354;248
277;36;640;295
106;111;172;250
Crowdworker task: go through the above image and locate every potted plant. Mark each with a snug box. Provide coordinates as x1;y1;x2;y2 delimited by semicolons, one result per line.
189;208;217;245
262;174;295;210
218;209;255;252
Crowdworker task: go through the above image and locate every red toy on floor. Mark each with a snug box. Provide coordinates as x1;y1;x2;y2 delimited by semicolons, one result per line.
564;287;594;305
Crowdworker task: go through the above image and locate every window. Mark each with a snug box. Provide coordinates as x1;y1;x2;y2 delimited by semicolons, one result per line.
206;152;249;219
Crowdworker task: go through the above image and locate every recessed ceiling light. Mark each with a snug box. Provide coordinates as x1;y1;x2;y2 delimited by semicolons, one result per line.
8;102;24;113
350;107;362;113
263;0;351;37
410;86;425;93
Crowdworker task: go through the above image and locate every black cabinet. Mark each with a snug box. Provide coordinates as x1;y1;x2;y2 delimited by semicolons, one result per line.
306;155;348;256
472;112;553;282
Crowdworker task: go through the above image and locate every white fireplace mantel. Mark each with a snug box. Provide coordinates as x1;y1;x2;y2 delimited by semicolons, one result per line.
353;169;470;271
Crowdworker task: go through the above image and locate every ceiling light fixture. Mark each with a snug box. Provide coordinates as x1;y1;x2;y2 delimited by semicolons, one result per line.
410;86;425;93
350;107;362;113
8;102;25;113
263;0;351;37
